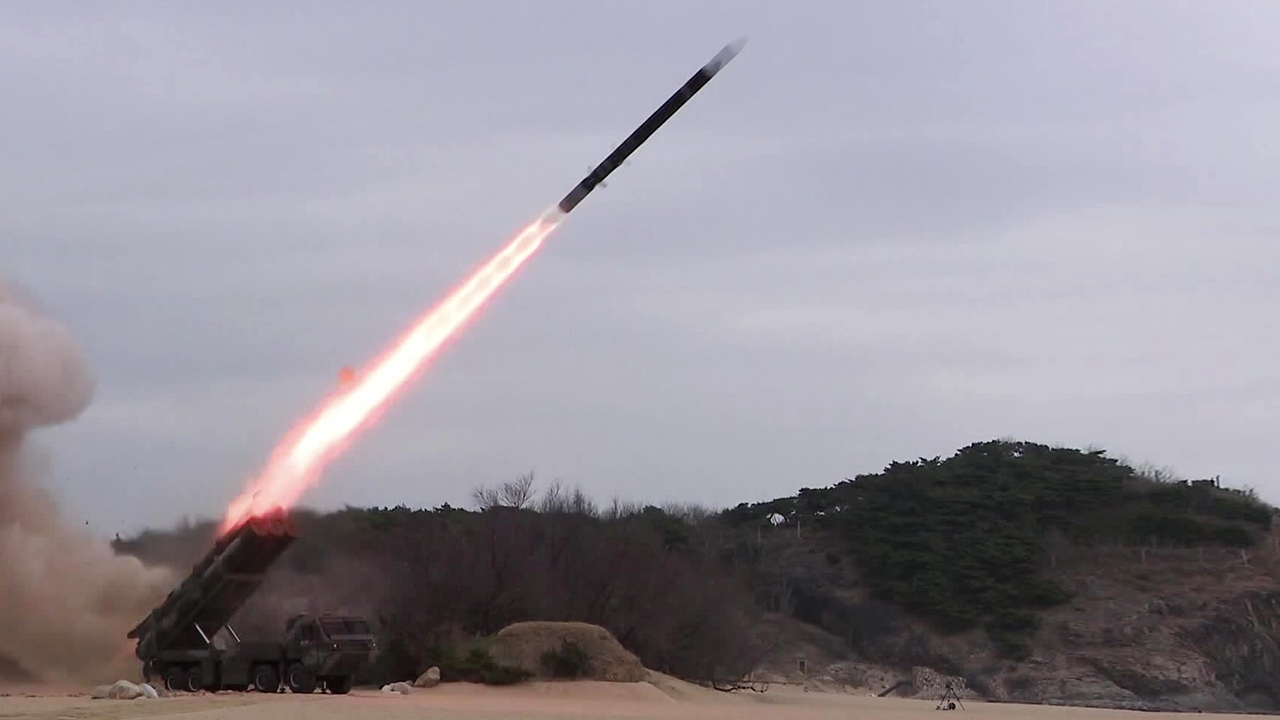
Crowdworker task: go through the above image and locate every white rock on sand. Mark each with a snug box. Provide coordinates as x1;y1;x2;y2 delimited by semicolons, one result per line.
381;681;413;694
90;680;152;700
414;667;441;688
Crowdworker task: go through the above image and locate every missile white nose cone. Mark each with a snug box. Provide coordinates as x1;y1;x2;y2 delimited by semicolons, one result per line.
705;37;747;75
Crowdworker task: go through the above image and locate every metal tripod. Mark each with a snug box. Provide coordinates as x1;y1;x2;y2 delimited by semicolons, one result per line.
935;682;965;711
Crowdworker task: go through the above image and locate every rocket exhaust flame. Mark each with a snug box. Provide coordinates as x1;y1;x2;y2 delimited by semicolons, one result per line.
220;209;563;533
219;39;745;535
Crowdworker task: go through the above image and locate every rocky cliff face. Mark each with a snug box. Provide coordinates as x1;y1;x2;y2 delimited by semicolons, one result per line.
888;550;1280;713
759;534;1280;714
1183;590;1280;710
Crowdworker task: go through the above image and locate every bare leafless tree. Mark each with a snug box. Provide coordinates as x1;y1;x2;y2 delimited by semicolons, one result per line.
471;471;537;510
1133;461;1182;484
538;479;566;513
471;485;501;510
661;501;718;525
534;480;599;516
604;495;644;520
568;486;598;517
503;472;537;508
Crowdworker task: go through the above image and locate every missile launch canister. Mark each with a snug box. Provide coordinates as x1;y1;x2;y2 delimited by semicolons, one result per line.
556;37;745;215
127;507;298;659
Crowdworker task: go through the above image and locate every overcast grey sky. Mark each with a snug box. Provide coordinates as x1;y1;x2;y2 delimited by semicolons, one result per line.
6;1;1279;535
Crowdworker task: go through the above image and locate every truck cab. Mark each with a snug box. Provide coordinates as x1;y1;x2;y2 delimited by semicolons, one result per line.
278;613;378;694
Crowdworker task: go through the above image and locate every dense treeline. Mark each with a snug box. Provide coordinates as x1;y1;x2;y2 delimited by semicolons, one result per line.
113;440;1275;682
346;499;764;683
116;476;768;686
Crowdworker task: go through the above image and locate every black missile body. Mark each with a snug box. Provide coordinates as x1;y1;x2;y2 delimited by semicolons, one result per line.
557;38;745;214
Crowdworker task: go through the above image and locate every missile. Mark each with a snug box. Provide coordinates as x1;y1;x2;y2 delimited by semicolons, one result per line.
557;37;746;214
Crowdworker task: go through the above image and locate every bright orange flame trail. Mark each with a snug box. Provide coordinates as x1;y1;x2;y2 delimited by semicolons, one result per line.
216;38;747;534
219;207;565;534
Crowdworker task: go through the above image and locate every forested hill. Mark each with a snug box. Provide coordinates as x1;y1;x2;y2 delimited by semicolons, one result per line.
113;439;1279;708
719;440;1275;658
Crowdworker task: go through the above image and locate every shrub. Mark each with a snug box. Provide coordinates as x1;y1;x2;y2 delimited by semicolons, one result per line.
1213;524;1256;548
416;644;533;686
540;640;591;678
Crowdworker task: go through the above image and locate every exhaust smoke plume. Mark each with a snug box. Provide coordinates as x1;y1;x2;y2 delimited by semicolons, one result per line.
0;278;174;683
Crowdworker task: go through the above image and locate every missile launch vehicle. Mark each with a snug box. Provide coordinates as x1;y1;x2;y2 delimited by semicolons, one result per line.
126;507;376;694
122;36;748;696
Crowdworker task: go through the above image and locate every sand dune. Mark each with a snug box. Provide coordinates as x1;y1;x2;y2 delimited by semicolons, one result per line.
0;681;1252;720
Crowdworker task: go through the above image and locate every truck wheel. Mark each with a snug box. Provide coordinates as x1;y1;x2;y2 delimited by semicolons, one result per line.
253;665;280;693
287;662;317;694
164;667;186;693
182;669;202;693
327;675;353;695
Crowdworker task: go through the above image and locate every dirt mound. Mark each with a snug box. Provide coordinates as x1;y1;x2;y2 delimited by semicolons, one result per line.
488;622;645;682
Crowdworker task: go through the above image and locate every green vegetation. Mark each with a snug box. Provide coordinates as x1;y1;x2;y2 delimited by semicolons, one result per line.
833;441;1122;657
413;643;532;685
541;640;591;678
725;440;1275;658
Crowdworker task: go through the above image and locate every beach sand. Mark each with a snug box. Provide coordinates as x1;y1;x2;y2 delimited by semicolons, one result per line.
0;675;1247;720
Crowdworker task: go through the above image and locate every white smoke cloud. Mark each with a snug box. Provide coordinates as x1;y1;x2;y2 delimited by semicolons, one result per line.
0;280;95;431
0;276;174;683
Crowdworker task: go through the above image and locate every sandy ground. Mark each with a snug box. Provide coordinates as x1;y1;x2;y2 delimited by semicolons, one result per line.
0;676;1250;720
